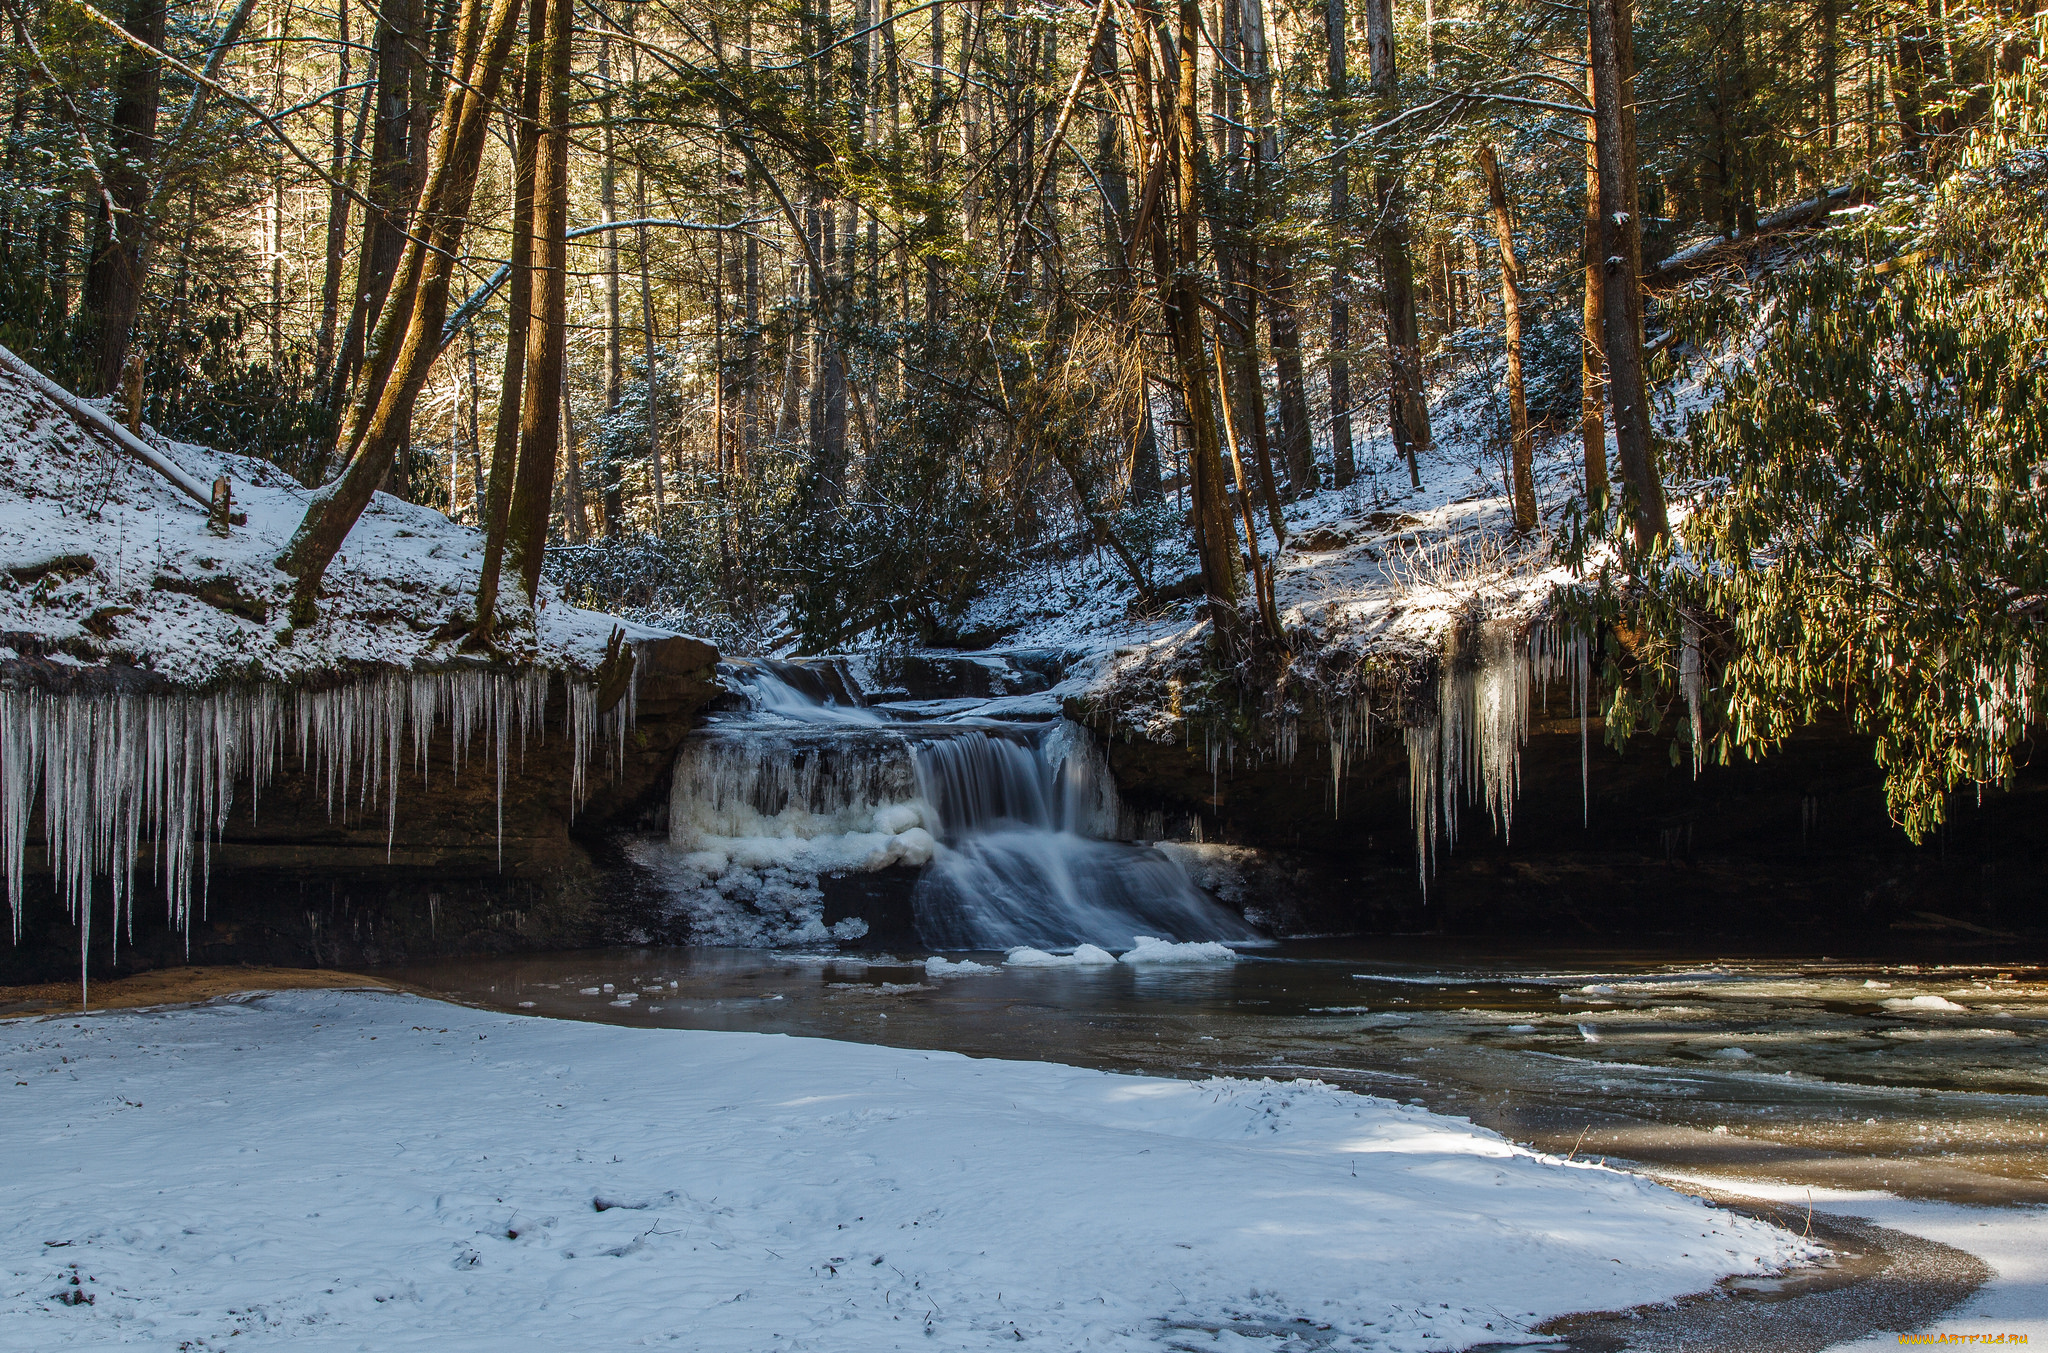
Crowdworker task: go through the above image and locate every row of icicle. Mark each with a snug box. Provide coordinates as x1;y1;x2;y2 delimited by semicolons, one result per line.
1;668;634;980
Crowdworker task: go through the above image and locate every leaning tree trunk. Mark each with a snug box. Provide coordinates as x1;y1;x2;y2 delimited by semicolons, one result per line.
279;0;529;621
1476;145;1535;532
1588;0;1669;549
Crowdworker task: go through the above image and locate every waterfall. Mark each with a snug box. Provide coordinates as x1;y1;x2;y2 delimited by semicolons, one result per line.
1;668;630;980
647;663;1257;951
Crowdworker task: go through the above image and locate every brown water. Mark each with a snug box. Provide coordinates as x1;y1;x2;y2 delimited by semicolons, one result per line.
391;940;2048;1205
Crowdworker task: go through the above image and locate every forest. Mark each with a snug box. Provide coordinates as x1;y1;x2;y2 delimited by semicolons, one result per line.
2;0;2045;832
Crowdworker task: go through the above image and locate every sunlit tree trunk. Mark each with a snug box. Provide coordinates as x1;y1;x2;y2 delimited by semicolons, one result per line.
506;0;574;598
1477;145;1535;532
1580;51;1609;506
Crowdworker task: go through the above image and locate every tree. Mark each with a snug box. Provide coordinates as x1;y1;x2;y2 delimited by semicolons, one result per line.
1475;143;1534;531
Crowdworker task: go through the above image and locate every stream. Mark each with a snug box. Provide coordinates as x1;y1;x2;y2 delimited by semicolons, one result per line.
400;656;2048;1208
393;942;2048;1206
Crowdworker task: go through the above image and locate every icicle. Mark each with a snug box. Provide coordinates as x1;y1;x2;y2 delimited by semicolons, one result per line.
0;667;630;983
1680;615;1704;777
1404;721;1439;893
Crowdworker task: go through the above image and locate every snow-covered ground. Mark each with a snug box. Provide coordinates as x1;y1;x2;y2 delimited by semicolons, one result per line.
0;989;1817;1351
1653;1176;2048;1349
955;390;1597;689
0;362;670;687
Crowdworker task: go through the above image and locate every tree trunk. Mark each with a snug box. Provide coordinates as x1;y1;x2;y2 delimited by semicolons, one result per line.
474;1;541;637
1238;0;1311;496
505;0;574;599
1476;145;1535;532
329;0;424;419
314;2;362;388
561;365;588;542
1156;0;1240;608
79;0;165;396
638;171;668;525
1588;0;1669;548
1323;0;1355;488
1363;0;1430;484
1579;53;1609;505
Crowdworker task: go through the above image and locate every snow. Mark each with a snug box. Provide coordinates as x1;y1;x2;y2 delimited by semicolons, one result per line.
1649;1177;2048;1348
922;955;998;976
1117;936;1241;964
1884;995;1970;1013
0;360;676;688
1004;943;1120;966
0;989;1817;1351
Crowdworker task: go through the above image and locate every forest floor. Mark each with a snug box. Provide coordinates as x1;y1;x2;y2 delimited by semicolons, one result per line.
0;986;1821;1351
0;362;672;688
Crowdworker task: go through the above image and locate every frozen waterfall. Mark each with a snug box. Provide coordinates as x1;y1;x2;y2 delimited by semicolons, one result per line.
645;662;1257;951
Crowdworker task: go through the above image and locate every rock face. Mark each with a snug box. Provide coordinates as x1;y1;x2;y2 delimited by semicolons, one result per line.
1105;699;2048;943
1;636;718;984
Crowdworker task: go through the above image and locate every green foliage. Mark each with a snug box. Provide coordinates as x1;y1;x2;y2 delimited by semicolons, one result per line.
1653;155;2048;837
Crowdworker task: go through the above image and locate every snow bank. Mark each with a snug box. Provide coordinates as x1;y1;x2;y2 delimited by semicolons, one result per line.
0;362;674;687
0;991;1813;1351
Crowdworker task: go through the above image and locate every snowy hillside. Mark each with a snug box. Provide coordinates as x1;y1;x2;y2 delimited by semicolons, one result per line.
0;363;677;689
936;388;1626;751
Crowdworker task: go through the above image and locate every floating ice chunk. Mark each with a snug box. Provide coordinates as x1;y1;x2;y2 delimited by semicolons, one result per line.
1709;1047;1754;1060
830;917;870;941
1118;937;1238;965
1862;980;1892;989
1884;995;1966;1012
1579;984;1617;995
1576;1023;1601;1043
609;997;636;1008
579;988;601;996
517;1001;536;1009
1507;1024;1536;1033
601;984;616;994
925;956;999;977
1005;944;1119;967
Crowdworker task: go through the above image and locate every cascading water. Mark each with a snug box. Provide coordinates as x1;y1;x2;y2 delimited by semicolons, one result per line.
908;727;1256;950
646;662;1259;951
